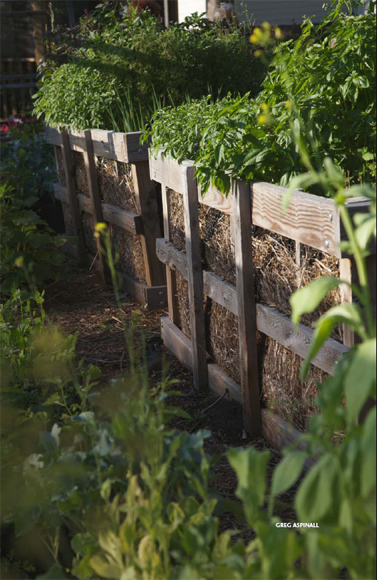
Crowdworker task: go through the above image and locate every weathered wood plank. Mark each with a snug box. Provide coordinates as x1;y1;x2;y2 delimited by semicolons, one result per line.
161;186;180;325
60;130;86;266
132;161;166;287
233;181;262;437
45;127;147;162
182;162;208;390
155;238;348;374
251;182;341;257
156;238;189;280
83;130;107;282
53;183;143;235
149;152;186;194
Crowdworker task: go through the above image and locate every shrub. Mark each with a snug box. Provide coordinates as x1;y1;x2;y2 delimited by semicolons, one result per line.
34;9;265;132
149;3;377;194
0;127;67;293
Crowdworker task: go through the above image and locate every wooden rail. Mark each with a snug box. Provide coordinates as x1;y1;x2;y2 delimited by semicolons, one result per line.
150;152;375;446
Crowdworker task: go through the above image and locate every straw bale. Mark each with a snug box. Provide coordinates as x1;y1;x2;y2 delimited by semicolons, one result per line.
97;158;139;213
176;271;191;339
82;213;98;256
109;224;147;285
74;152;89;196
55;147;66;186
168;196;342;428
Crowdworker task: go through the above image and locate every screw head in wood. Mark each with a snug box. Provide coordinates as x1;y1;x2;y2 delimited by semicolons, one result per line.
325;239;330;249
329;212;334;222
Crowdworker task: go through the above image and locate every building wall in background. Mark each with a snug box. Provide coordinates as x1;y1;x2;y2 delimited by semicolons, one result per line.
178;0;206;21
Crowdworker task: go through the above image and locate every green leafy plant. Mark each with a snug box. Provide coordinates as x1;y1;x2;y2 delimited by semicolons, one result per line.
34;9;265;132
148;1;376;194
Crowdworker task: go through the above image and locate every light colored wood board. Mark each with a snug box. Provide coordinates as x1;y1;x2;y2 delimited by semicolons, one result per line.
339;258;355;347
156;239;189;280
199;184;234;214
53;183;143;235
132;161;166;286
149;152;186;194
61;130;86;266
251;182;341;257
233;180;262;437
154;237;348;374
45;127;146;162
203;271;238;316
160;316;316;461
83;130;107;282
102;203;143;236
256;304;348;374
182;163;209;390
161;186;180;325
161;316;194;370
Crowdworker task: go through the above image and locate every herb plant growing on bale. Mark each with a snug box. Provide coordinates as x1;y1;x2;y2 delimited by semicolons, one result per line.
148;0;376;194
34;7;265;132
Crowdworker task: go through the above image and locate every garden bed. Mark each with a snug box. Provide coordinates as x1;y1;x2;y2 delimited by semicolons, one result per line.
47;127;166;307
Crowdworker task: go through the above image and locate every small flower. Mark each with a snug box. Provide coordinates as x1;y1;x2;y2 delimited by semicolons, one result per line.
285;101;292;109
95;222;107;233
275;27;283;39
258;114;268;125
15;256;24;268
261;103;269;112
261;21;271;31
250;34;259;44
254;49;263;58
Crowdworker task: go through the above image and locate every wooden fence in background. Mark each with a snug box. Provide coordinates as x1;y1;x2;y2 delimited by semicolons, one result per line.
150;152;375;450
46;127;167;309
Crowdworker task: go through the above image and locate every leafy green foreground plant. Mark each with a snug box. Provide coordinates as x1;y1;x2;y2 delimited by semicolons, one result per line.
0;127;67;294
148;1;376;194
2;184;375;578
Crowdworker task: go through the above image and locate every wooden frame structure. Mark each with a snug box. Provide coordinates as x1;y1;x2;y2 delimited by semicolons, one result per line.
150;152;374;450
46;127;167;308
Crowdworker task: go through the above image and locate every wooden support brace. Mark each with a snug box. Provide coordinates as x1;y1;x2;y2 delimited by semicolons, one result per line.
61;130;86;266
233;181;262;438
182;163;208;390
131;161;166;287
83;130;107;283
161;185;180;325
340;258;355;347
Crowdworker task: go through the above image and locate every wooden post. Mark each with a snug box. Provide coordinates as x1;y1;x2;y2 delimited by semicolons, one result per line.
61;129;86;266
182;163;208;390
83;130;107;282
161;185;180;325
233;181;262;437
340;258;355;347
131;161;166;287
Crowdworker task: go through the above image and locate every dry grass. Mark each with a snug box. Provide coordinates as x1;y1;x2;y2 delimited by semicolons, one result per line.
168;195;342;431
110;225;147;285
97;158;139;213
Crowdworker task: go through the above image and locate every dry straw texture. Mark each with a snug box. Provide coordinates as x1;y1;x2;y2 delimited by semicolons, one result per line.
69;153;146;284
168;190;342;431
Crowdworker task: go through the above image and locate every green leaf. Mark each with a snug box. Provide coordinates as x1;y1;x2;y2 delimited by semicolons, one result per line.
296;454;339;523
291;277;345;326
228;447;270;525
36;566;68;579
271;452;307;498
360;408;376;500
301;303;366;379
345;339;376;425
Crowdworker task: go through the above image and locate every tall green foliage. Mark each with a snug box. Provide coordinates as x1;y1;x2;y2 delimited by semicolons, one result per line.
34;9;264;132
149;2;376;193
